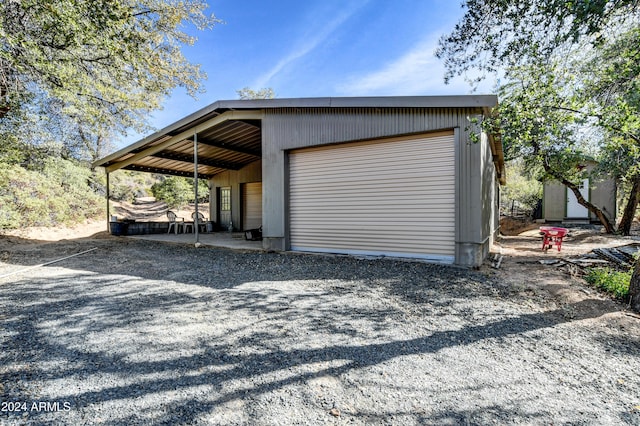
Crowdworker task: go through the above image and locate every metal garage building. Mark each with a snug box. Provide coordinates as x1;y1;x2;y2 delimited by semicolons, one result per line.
94;96;504;267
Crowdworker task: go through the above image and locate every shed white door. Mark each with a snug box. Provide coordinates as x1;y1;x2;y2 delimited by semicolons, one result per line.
289;132;455;262
242;182;262;230
566;178;589;218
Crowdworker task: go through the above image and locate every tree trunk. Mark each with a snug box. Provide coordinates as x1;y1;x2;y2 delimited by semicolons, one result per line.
0;86;9;118
562;177;616;233
618;174;640;236
629;260;640;313
532;143;617;233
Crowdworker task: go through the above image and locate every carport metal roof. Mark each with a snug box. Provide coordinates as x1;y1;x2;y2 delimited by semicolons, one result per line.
93;95;503;182
94;108;264;179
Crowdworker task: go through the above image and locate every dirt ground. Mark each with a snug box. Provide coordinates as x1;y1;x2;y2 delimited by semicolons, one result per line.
1;215;640;423
491;222;640;331
0;198;208;241
1;214;639;329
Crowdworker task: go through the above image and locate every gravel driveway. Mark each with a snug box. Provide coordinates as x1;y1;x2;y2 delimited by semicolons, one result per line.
1;238;639;425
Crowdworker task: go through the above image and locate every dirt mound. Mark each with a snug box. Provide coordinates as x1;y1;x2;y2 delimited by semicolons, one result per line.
499;216;539;236
0;198;210;242
112;198;169;221
111;198;210;223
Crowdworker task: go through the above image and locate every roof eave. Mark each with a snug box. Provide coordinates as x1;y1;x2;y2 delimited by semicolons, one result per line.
94;95;500;169
213;94;499;110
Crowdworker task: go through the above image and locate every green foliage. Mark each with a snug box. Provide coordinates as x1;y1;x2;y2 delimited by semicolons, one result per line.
489;59;596;182
443;4;640;233
439;0;640;304
502;160;542;213
0;0;222;231
0;158;103;229
236;87;276;100
581;27;640;182
97;170;160;203
585;267;631;299
150;176;207;209
437;0;639;85
0;0;220;161
439;1;640;174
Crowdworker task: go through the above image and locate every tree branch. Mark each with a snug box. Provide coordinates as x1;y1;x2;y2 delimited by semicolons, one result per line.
542;104;640;144
530;137;617;233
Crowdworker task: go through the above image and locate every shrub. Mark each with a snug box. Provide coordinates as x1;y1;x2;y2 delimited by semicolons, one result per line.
0;158;104;229
95;170;157;202
585;267;631;299
151;176;194;208
150;176;208;208
501;159;543;216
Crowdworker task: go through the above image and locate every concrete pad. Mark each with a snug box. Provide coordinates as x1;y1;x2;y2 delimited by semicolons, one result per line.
126;231;263;251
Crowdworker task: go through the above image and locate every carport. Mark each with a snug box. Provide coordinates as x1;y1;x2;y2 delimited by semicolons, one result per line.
94;103;265;243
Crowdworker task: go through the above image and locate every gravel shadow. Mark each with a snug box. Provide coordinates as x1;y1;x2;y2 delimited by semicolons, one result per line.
1;238;639;425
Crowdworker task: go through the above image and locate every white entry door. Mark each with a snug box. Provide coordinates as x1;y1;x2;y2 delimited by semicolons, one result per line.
242;182;262;230
566;179;589;218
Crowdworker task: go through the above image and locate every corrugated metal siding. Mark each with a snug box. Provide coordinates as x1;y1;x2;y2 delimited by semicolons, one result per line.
243;182;262;230
289;132;455;262
263;108;473;151
262;107;474;240
481;131;496;239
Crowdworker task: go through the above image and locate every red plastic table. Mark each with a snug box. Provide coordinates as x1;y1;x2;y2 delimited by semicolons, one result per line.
540;226;568;252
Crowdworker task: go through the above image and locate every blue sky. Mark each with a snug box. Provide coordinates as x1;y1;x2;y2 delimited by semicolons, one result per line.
118;0;496;148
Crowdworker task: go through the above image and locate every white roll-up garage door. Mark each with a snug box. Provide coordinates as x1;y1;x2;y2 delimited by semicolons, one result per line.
289;132;455;263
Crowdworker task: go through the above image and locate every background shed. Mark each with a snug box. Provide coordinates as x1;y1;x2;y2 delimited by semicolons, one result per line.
542;162;616;223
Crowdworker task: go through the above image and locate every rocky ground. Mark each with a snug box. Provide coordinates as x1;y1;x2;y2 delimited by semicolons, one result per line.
0;219;639;425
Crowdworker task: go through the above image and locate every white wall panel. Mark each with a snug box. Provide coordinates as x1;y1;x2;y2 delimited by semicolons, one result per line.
242;182;262;230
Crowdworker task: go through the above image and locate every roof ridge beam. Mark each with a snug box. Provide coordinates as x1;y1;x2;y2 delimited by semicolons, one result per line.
104;110;263;173
152;151;244;170
124;165;213;179
195;139;261;157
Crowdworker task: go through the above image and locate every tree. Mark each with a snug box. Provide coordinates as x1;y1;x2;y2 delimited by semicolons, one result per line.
437;0;640;85
630;258;640;312
488;59;617;233
150;176;208;209
438;0;640;310
579;26;640;234
0;0;220;160
439;0;640;235
501;159;543;216
236;87;276;100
